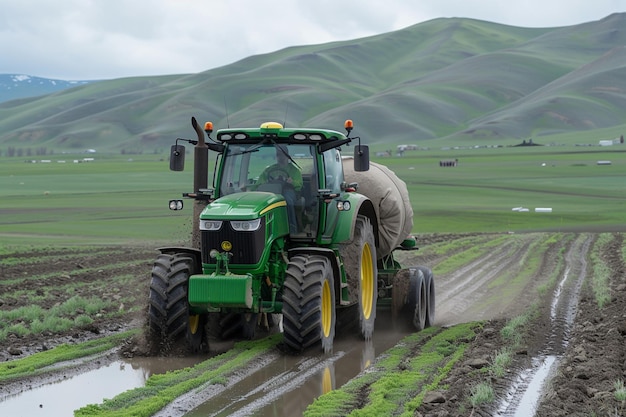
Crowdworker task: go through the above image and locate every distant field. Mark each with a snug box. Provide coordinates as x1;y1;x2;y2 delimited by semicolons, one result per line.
390;144;626;233
0;144;624;246
0;155;193;246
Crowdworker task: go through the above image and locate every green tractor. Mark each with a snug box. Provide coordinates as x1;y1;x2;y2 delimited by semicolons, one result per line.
148;117;435;353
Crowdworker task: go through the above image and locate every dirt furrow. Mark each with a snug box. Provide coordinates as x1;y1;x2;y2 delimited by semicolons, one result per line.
435;234;536;325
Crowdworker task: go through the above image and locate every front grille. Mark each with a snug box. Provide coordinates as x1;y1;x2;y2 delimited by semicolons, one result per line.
201;221;266;265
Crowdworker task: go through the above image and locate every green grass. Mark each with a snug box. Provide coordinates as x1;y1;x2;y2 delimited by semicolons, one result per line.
491;348;513;378
470;382;495;407
0;295;114;342
589;233;614;308
304;323;479;417
0;330;139;383
75;334;282;417
388;146;626;233
1;145;624;245
615;380;626;402
0;156;193;245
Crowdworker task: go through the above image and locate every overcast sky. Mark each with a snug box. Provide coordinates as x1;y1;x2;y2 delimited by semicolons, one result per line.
1;0;623;80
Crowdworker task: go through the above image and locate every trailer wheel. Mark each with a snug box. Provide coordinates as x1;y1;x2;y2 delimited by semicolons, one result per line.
148;253;205;351
283;254;336;353
416;266;435;327
406;268;427;331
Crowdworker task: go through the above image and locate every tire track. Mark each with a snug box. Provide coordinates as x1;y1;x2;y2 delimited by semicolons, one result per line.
434;234;538;326
496;233;592;416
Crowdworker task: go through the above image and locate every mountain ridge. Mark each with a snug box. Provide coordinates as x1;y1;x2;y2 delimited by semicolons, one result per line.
1;13;625;152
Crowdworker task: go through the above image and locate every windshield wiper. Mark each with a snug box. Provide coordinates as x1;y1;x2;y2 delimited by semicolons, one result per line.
271;140;301;170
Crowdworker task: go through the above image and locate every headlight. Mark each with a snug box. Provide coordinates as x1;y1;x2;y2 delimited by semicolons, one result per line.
336;201;351;211
200;220;223;231
230;218;262;231
169;200;183;210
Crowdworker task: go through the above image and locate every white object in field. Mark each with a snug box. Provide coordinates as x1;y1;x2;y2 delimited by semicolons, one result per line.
535;208;553;213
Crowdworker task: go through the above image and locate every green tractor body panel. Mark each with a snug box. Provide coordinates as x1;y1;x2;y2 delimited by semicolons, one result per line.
200;191;287;221
324;192;373;244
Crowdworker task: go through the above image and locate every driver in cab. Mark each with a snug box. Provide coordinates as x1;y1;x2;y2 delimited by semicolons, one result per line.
256;145;302;233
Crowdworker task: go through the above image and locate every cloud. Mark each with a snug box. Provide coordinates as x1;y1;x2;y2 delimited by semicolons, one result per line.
0;0;622;80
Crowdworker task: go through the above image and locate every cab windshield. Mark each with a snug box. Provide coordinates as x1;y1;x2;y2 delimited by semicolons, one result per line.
219;143;315;196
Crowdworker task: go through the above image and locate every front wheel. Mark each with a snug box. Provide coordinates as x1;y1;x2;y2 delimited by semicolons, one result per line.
148;253;205;351
282;255;336;353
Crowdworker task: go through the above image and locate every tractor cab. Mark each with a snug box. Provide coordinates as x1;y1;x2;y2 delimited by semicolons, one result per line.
168;121;370;239
217;142;323;237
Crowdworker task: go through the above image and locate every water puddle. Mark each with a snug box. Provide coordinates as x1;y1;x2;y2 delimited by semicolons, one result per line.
496;235;590;416
0;355;201;417
511;355;557;416
181;316;405;417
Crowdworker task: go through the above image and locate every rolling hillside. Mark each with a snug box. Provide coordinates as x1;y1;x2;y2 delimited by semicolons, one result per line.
1;13;625;153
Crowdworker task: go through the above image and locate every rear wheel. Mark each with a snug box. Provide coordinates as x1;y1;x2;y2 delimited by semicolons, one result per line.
356;216;377;340
148;253;205;351
283;255;336;353
340;215;377;340
417;266;435;327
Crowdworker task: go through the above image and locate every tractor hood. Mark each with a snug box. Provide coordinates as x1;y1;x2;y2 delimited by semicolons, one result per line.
200;192;286;220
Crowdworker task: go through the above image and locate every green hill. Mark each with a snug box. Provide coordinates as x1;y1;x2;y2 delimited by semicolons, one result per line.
1;13;626;153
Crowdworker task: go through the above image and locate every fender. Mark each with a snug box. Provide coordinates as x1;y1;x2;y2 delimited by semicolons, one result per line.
156;246;203;273
331;194;379;247
288;246;344;303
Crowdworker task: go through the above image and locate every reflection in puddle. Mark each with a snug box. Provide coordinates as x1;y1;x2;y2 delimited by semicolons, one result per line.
183;318;406;417
0;355;201;417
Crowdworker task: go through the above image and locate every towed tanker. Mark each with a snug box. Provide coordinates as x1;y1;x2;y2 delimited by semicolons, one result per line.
148;117;434;353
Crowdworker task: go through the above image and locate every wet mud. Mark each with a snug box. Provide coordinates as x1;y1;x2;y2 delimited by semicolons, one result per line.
1;232;625;416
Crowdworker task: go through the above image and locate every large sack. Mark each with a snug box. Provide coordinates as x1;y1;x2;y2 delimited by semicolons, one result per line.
343;160;413;258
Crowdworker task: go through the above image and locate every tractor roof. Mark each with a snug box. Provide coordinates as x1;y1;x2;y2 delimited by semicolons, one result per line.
214;122;348;145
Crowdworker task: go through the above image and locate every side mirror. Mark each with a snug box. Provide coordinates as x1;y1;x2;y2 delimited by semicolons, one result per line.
170;144;185;171
354;145;369;172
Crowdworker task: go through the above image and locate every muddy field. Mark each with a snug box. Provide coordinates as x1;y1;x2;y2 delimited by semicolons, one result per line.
1;232;625;416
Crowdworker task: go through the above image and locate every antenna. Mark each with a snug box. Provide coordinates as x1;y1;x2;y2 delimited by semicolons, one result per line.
283;106;289;128
223;96;230;128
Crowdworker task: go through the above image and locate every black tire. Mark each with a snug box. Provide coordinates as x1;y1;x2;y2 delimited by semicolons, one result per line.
241;313;259;340
406;268;427;331
356;216;377;340
148;253;205;350
187;313;207;352
282;255;336;353
417;266;435;327
340;215;377;340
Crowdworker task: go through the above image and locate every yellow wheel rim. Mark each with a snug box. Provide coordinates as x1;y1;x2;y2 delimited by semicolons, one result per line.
189;314;200;335
322;367;333;393
321;279;332;338
360;243;374;320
